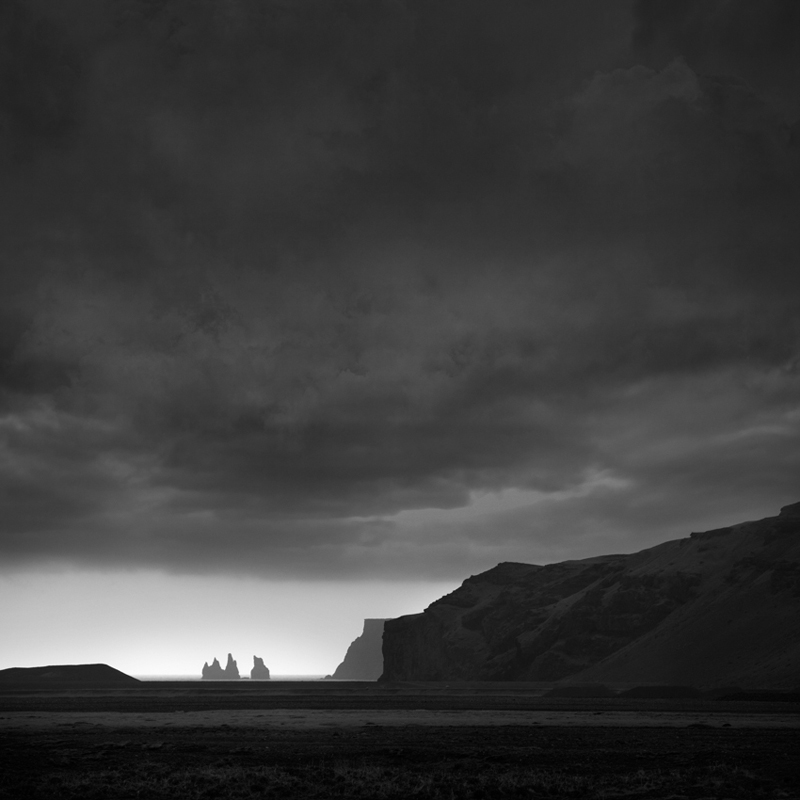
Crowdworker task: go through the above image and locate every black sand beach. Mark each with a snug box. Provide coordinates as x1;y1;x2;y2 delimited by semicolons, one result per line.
1;682;798;799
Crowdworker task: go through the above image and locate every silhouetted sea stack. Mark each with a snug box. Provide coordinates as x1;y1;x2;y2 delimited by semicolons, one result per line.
328;619;388;680
0;664;139;686
251;656;271;679
381;502;800;688
224;653;240;679
202;658;224;679
201;653;240;679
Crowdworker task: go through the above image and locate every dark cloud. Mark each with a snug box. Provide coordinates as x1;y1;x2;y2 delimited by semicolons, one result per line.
1;0;798;579
632;0;800;115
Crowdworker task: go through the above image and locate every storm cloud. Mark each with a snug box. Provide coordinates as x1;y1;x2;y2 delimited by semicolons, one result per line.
1;0;798;579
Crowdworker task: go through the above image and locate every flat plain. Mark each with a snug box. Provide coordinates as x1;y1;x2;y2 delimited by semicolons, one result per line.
1;682;798;799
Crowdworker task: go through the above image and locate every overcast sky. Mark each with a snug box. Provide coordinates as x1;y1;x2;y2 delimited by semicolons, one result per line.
1;0;799;673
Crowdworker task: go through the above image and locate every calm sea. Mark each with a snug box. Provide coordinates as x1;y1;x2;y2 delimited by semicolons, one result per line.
134;675;326;682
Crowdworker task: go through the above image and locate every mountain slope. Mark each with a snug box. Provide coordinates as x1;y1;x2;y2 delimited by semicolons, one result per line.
381;503;800;688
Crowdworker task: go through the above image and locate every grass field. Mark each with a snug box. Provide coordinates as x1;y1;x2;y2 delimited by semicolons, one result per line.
1;682;798;799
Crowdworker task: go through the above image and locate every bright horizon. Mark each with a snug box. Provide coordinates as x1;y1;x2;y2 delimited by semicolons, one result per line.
0;571;458;677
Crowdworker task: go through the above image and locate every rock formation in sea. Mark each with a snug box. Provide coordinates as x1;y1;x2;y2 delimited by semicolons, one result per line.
202;654;240;679
202;658;224;679
224;653;240;679
381;502;800;688
328;619;388;680
251;656;271;679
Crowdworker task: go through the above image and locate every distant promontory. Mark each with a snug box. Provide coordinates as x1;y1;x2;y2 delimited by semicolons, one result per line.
328;619;388;680
0;664;139;686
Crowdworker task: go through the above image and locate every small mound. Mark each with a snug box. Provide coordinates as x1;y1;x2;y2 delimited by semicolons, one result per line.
546;684;616;698
0;664;139;685
619;685;700;699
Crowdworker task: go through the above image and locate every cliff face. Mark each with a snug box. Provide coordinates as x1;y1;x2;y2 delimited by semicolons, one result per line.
381;503;800;688
330;619;388;680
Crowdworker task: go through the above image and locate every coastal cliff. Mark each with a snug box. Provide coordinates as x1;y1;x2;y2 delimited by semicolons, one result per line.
329;619;388;680
381;502;800;688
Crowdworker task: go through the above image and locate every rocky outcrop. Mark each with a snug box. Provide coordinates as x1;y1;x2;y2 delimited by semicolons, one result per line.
251;656;271;680
0;664;139;685
329;619;388;680
223;653;240;679
202;658;224;679
202;653;240;680
381;502;800;688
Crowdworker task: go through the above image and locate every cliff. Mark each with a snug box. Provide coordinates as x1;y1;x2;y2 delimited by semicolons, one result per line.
251;656;271;680
202;653;240;679
329;619;388;680
381;502;800;688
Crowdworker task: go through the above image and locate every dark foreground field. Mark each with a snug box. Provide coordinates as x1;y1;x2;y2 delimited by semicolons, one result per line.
1;682;798;799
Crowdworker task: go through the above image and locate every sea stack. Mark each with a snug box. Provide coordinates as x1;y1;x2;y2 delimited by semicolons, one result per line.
251;656;271;680
201;658;225;679
201;654;240;679
224;653;240;679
